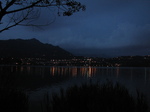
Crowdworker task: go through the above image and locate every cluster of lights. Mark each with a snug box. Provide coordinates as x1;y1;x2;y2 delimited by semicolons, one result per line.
0;55;150;67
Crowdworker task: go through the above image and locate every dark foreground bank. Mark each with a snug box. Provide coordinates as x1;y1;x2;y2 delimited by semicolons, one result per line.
0;80;149;112
41;82;148;112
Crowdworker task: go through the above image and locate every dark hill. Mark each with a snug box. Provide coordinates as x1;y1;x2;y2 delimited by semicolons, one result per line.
0;38;73;59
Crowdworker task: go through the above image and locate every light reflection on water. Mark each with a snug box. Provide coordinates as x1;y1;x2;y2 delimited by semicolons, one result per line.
1;66;150;89
1;66;150;88
1;66;150;111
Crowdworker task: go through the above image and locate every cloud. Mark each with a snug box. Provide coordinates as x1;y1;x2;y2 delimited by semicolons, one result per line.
1;0;150;57
63;22;150;57
107;23;150;47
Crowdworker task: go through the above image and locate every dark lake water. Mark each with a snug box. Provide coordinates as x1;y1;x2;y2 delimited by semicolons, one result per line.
1;66;150;112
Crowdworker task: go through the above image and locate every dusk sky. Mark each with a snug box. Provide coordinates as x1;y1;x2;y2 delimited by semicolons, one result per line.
1;0;150;57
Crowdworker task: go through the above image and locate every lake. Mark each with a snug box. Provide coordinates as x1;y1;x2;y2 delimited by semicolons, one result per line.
0;66;150;112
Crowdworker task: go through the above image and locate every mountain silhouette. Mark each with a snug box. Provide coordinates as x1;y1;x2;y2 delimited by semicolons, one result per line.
0;38;73;59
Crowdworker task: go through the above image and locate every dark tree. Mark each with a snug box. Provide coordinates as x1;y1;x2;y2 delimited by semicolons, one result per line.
0;0;85;33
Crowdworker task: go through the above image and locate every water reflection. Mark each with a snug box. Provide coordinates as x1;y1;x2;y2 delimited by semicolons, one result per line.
0;66;150;77
116;67;120;77
1;66;150;112
0;66;150;89
49;66;97;78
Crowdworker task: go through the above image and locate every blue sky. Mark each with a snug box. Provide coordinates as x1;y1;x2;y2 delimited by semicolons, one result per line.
0;0;150;57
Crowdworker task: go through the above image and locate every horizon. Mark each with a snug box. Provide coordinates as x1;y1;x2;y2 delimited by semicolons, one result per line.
0;38;149;58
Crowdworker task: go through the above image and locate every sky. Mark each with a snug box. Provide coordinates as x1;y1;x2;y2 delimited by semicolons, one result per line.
0;0;150;57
